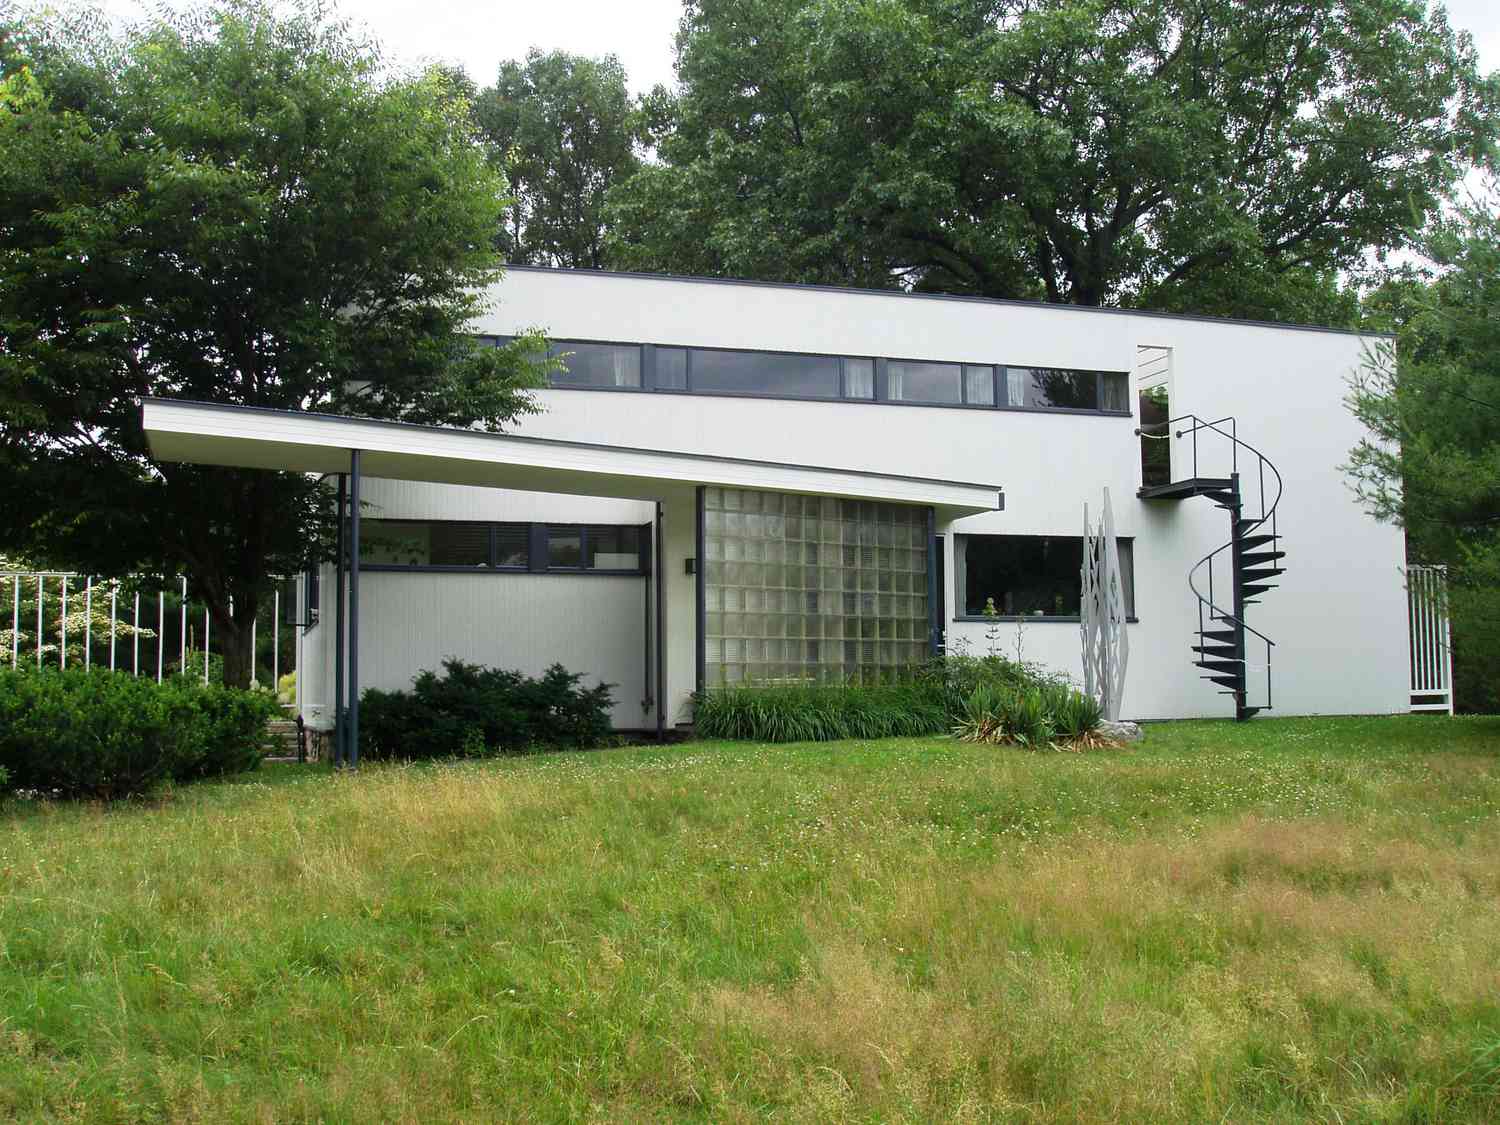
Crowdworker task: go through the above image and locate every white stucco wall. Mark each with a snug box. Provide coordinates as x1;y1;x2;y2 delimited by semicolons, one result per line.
302;269;1408;727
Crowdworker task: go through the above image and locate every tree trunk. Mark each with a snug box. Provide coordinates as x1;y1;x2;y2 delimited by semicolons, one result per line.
209;591;261;689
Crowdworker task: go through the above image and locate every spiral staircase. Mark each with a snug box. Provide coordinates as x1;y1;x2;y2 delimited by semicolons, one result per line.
1137;415;1284;721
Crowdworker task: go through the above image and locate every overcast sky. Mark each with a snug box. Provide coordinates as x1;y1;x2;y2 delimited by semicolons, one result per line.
333;0;1494;93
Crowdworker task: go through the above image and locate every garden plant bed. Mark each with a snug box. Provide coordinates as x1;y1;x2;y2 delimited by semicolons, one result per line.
2;715;1498;1121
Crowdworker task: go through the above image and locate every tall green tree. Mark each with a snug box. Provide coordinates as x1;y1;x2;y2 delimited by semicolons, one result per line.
1347;187;1500;709
0;2;545;687
474;50;657;269
607;0;1495;320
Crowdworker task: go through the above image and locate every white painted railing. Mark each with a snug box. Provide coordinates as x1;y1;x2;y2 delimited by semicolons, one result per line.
2;572;295;689
1407;564;1454;714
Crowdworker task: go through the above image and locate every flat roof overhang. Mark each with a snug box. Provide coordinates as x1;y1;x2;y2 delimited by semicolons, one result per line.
140;398;1004;519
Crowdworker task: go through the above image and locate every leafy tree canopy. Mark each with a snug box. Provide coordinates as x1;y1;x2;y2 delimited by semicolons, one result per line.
607;0;1496;321
474;50;665;269
0;1;545;685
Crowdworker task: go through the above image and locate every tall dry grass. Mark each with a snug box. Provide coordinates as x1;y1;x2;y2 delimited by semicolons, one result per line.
1;715;1498;1121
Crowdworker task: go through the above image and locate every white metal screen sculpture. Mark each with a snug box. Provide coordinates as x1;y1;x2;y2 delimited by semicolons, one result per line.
1081;488;1129;721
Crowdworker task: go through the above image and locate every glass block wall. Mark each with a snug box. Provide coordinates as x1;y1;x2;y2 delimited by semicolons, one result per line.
702;487;932;686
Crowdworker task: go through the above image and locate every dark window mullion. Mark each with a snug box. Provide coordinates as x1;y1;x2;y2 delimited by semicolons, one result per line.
528;524;547;573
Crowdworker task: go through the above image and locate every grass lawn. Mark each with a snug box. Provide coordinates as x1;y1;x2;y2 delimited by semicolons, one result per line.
3;716;1500;1122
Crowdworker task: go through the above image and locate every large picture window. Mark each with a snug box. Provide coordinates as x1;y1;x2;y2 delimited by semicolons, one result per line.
957;534;1134;618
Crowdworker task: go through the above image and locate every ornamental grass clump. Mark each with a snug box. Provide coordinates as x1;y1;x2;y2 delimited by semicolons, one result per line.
954;679;1108;750
693;680;948;742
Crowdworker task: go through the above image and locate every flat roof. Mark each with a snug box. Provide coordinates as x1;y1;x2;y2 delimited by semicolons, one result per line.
503;264;1390;339
140;398;1004;519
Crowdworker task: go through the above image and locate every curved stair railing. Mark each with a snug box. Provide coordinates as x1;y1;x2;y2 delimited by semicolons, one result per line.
1146;414;1286;721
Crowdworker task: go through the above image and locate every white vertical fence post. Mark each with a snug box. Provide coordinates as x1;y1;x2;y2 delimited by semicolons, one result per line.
250;611;257;688
35;575;43;669
1407;564;1455;714
273;589;280;689
157;586;165;683
85;578;93;670
179;577;187;673
132;591;141;675
59;576;68;670
110;583;118;670
11;575;19;668
203;606;210;684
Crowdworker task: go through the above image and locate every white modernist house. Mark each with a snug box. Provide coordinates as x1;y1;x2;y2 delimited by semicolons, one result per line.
143;267;1409;746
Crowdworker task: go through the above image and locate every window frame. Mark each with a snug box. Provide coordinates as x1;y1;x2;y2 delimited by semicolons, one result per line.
355;518;649;576
952;533;1137;622
517;335;1131;418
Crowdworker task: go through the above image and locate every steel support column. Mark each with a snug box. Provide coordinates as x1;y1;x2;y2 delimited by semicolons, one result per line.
655;500;666;741
334;473;347;767
348;449;362;769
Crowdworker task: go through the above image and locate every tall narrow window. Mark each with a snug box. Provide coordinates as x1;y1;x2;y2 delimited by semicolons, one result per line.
1139;385;1172;487
843;357;875;399
964;365;996;406
656;347;688;390
547;526;584;568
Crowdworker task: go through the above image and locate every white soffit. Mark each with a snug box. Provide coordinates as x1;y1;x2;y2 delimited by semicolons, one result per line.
140;399;1003;517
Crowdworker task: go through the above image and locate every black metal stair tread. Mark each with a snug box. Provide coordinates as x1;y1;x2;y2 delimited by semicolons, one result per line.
1241;583;1277;598
1237;567;1286;583
1191;645;1238;657
1196;659;1244;673
1138;477;1237;501
1200;629;1237;644
1238;550;1287;566
1206;675;1244;689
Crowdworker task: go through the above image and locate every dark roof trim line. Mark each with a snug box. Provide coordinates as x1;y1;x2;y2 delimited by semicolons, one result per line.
501;264;1393;340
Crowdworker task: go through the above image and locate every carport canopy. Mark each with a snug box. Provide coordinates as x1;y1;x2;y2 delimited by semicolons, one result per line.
140;398;1004;518
141;396;1004;768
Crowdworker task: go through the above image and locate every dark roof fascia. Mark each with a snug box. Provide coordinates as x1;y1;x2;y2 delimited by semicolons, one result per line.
500;264;1395;341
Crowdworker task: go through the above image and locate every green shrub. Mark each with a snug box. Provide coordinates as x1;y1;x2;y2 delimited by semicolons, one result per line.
916;652;1071;716
359;659;615;761
693;679;949;742
0;668;277;799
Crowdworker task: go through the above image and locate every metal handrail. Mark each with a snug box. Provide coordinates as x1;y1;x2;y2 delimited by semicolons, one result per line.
1164;414;1282;712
